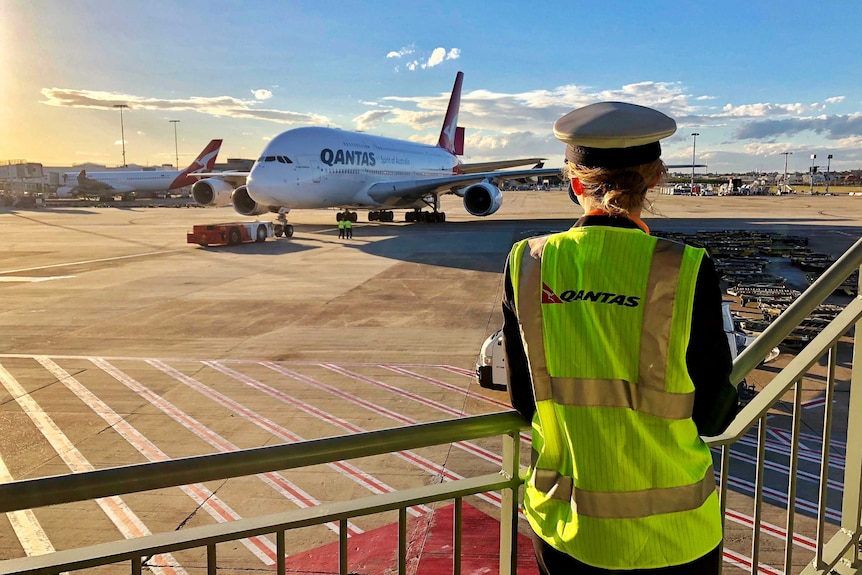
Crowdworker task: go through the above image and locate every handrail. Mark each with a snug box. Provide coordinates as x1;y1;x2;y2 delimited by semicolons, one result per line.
0;411;526;513
706;295;862;446
0;473;520;575
731;236;862;385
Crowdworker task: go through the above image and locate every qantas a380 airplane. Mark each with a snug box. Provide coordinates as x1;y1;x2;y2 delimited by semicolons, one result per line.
58;140;222;200
190;72;564;223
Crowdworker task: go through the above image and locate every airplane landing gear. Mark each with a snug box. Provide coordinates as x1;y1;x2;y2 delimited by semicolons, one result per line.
336;210;358;223
405;210;446;223
368;210;394;222
274;208;294;237
405;195;446;223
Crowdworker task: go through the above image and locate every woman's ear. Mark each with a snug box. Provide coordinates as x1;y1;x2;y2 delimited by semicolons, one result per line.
571;178;584;195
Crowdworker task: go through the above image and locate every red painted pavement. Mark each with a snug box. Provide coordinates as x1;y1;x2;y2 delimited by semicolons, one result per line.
282;502;539;575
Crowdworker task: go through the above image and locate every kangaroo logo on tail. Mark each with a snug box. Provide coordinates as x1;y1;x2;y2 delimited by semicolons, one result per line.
437;72;463;155
170;139;223;189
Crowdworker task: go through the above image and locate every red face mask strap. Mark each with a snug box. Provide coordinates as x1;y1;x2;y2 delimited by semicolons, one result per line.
571;178;584;195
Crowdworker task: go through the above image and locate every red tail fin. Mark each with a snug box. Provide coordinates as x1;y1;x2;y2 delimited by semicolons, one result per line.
436;72;463;154
169;139;222;190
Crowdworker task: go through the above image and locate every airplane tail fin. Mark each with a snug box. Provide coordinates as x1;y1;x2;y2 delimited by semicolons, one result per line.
436;71;463;155
169;139;223;190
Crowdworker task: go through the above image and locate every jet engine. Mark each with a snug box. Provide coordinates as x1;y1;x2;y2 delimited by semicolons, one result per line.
231;185;270;216
462;182;503;216
191;178;234;207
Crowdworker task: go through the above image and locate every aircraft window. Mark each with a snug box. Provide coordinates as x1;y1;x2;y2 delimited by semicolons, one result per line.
278;156;293;163
277;156;286;163
265;156;276;162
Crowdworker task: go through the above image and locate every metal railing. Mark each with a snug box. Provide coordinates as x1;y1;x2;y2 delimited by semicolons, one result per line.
0;413;525;575
708;236;862;574
0;237;860;575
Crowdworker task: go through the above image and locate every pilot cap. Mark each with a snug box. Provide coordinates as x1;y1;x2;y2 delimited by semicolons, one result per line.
554;101;676;169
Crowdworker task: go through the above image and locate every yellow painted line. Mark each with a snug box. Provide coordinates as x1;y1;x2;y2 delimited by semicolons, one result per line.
0;362;187;575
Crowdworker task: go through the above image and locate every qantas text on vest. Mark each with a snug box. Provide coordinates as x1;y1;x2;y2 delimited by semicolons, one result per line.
545;285;641;307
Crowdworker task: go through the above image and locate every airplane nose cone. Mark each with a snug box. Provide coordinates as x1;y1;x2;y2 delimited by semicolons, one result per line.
246;165;277;205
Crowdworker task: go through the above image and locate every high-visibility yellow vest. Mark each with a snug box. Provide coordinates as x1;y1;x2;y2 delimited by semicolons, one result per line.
338;220;346;229
509;226;722;570
344;219;352;228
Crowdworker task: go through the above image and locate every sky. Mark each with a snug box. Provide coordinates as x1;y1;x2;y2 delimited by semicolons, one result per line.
3;0;862;174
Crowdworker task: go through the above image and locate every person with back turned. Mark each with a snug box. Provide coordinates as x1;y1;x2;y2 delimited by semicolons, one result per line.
502;102;738;574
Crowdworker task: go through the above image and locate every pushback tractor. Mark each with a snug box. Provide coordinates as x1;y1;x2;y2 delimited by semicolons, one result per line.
186;221;293;247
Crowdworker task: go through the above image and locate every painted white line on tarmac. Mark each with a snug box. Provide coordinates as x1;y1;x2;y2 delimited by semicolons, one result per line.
0;451;57;559
35;356;277;566
147;360;428;516
219;361;504;510
0;361;187;575
0;276;76;283
92;358;360;537
261;361;503;473
0;249;185;275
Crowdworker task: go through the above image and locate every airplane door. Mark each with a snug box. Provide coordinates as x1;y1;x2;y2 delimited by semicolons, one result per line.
299;156;323;183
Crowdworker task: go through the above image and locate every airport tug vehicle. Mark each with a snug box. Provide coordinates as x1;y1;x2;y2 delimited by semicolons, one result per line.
187;221;287;247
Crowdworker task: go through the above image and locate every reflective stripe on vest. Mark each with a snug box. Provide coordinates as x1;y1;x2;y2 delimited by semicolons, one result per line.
532;466;716;519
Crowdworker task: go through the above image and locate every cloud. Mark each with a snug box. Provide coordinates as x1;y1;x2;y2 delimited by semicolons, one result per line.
426;47;447;68
353;109;392;132
386;45;415;59
734;113;862;140
251;89;272;100
825;96;845;104
376;80;695;135
719;102;815;117
390;45;461;71
40;88;331;125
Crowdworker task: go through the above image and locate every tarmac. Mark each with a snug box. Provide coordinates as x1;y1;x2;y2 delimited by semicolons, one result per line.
0;191;860;574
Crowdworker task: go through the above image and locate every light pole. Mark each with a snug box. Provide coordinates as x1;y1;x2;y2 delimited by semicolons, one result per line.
826;154;833;194
169;120;180;169
690;132;699;193
781;151;792;194
112;104;129;167
810;154;817;194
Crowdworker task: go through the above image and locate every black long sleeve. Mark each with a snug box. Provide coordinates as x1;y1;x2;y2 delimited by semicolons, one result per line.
686;256;738;436
502;256;536;422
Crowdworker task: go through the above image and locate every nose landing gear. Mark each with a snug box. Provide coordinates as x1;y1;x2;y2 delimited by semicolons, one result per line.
273;208;294;237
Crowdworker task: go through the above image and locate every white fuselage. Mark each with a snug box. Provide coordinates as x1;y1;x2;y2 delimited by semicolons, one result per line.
246;127;460;209
58;169;184;196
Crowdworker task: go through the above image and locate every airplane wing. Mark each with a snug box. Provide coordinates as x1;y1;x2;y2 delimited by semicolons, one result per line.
366;167;562;204
457;158;545;173
188;172;249;187
77;175;116;192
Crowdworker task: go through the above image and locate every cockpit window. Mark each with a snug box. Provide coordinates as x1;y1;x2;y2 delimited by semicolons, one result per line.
264;156;277;162
277;156;293;163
